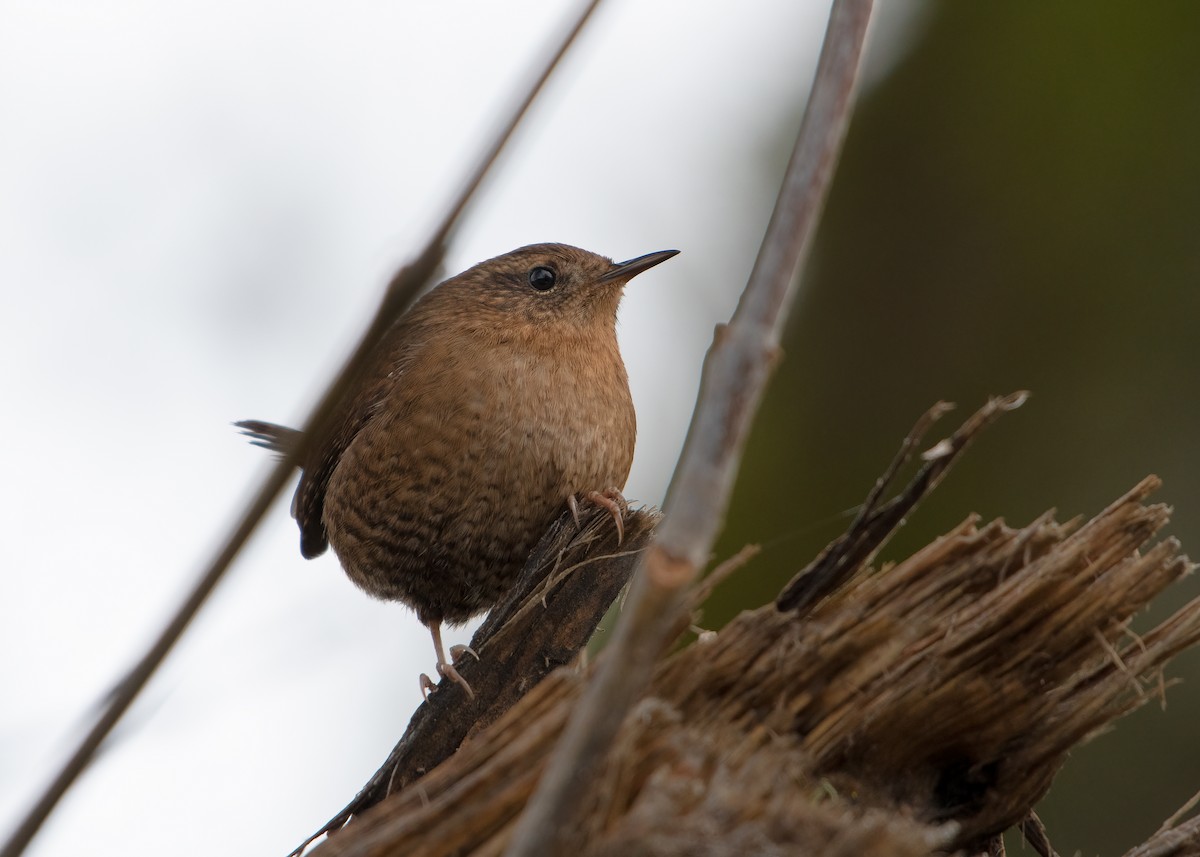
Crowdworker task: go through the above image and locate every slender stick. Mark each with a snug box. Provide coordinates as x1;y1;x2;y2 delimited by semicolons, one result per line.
503;2;875;854
0;4;605;856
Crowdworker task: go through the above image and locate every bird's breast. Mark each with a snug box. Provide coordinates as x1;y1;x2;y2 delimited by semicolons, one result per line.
320;330;636;619
473;338;636;490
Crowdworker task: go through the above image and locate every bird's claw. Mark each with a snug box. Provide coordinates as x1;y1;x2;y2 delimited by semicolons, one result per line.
567;489;628;543
450;644;479;663
586;488;628;544
420;663;476;699
436;659;475;699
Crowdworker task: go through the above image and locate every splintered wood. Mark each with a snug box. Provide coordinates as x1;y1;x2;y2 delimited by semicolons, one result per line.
312;479;1200;857
652;476;1196;852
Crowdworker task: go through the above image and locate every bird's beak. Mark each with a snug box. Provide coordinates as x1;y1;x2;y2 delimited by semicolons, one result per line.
599;249;680;283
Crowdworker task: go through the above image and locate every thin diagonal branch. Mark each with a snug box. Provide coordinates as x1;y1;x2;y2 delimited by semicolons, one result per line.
1125;812;1200;857
503;2;875;855
0;4;605;856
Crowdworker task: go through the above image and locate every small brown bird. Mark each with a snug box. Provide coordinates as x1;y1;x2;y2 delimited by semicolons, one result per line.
238;243;677;696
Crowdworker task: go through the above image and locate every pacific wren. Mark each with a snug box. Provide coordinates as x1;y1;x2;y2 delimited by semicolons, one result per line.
238;243;677;695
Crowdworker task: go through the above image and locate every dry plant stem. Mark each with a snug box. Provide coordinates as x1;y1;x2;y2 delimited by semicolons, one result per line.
778;391;1028;613
1019;811;1061;857
1129;791;1200;857
1124;815;1200;857
504;1;875;854
689;543;762;609
1159;791;1200;835
0;5;607;856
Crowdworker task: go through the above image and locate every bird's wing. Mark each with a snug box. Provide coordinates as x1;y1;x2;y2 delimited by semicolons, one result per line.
235;303;432;561
291;313;429;559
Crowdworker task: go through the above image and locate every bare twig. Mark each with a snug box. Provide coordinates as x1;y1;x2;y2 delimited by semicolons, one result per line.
503;2;875;854
0;4;606;856
1020;811;1061;857
1159;789;1200;837
689;543;762;609
1124;814;1200;857
777;391;1028;614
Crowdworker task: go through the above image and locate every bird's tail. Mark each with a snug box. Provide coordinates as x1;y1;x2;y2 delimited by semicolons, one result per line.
234;419;303;457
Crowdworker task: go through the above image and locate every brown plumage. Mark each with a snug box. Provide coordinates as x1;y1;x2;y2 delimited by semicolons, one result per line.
238;243;677;695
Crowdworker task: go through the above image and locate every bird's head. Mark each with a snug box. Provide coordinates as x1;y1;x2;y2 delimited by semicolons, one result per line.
431;243;678;335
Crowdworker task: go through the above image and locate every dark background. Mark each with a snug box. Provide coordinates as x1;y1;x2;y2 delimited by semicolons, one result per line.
712;4;1200;853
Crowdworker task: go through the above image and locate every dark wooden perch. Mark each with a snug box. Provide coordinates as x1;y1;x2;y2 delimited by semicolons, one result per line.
296;398;1200;857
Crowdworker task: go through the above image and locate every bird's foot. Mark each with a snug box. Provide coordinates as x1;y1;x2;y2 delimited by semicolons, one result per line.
436;659;475;699
419;660;475;700
586;488;628;544
567;490;628;543
423;623;477;700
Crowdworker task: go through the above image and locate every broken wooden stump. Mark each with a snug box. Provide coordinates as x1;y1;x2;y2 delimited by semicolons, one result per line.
298;401;1200;857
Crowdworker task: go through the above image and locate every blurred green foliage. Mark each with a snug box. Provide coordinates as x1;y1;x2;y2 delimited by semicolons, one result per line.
712;3;1200;853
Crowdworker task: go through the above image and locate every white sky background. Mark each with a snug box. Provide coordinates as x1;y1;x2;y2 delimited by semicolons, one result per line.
0;2;925;854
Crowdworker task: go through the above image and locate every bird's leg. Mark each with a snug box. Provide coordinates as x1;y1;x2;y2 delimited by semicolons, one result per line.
585;488;628;545
419;622;475;700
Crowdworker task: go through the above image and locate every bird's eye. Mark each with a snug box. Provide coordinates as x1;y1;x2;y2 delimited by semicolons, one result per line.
528;266;557;291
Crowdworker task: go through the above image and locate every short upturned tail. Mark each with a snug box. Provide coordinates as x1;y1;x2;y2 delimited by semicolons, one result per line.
234;419;303;457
